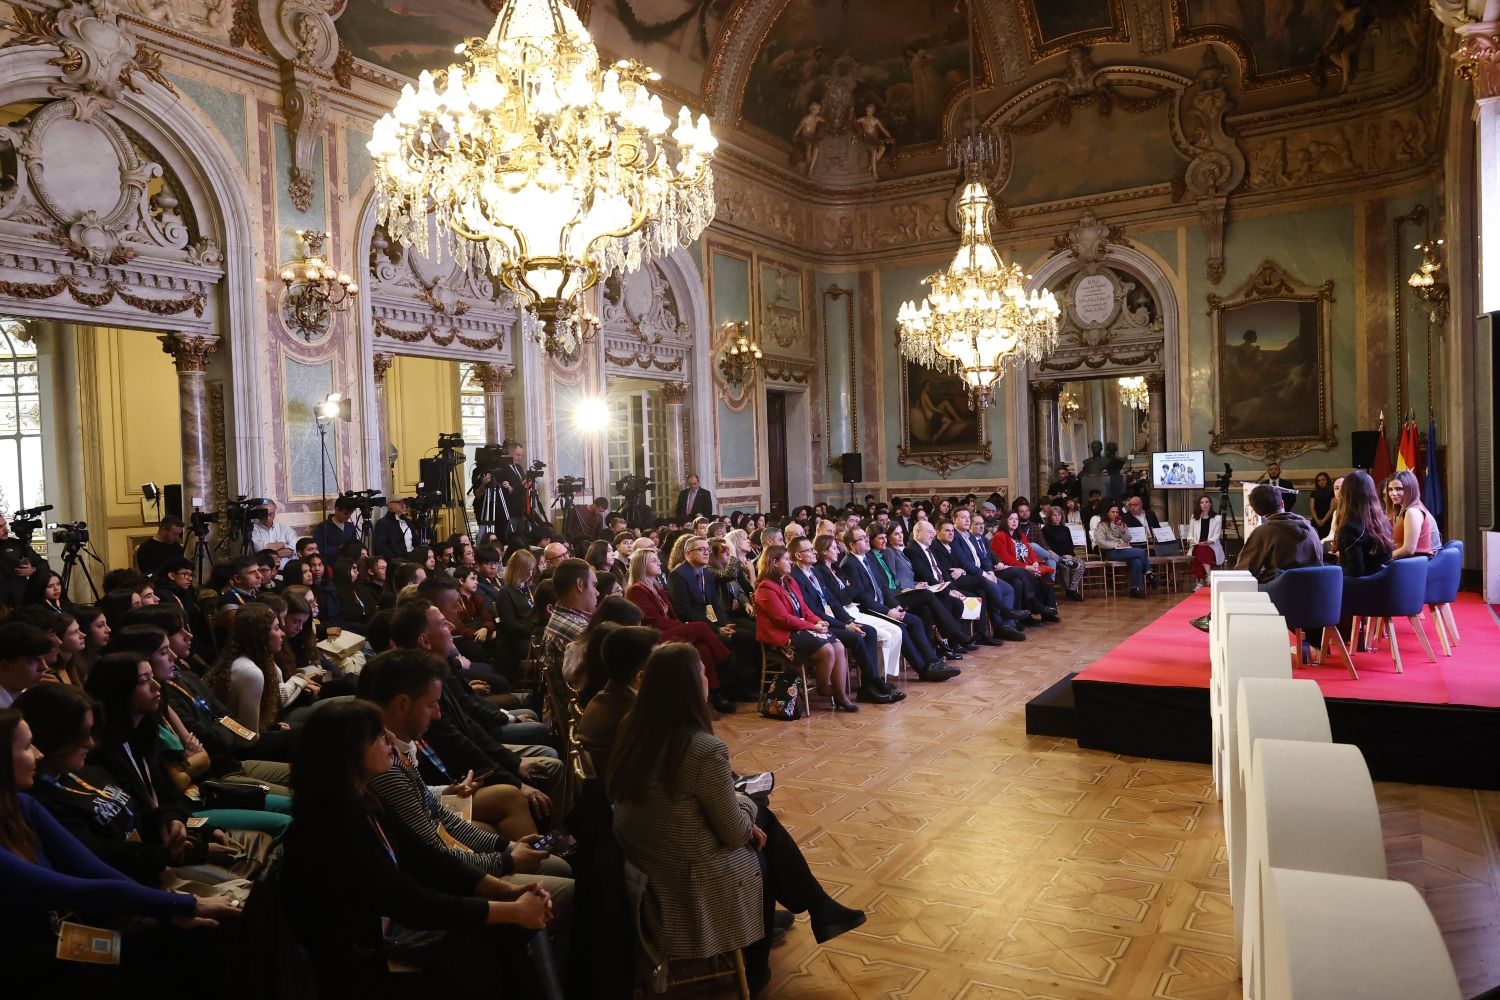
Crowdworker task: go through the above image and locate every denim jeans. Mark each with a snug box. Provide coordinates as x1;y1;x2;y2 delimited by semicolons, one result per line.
1104;547;1150;589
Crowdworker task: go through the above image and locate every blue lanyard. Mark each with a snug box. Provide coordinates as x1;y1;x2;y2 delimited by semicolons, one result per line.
416;742;452;783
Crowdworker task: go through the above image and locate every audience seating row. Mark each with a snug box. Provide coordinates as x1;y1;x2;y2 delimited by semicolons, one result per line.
1207;570;1461;1000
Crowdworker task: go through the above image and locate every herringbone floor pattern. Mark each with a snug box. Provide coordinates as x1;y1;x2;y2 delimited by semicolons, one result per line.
700;590;1500;999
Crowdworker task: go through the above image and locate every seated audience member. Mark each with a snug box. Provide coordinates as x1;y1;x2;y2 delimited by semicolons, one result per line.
359;649;573;901
205;603;320;735
16;608;85;688
811;535;909;698
1037;506;1085;601
372;497;415;560
991;511;1057;612
1235;484;1324;584
0;706;239;986
134;515;185;579
451;564;497;642
628;546;736;714
1186;494;1225;589
1335;470;1393;578
753;545;857;712
669;536;758;700
610;644;864;996
838;526;953;682
355;555;386;606
21;568;64;612
493;548;538;674
947;512;1039;629
125;604;292;789
282;700;557;997
564;600;643;706
788;537;890;704
0;621;52;708
578;625;657;779
875;525;975;655
1094;503;1152;598
249;499;298;566
68;605;111;685
1010;502;1059;572
1122;496;1162;539
583;539;618;588
906;521;1007;644
310;495;359;558
1387;469;1440;559
331;557;372;629
278;557;313;591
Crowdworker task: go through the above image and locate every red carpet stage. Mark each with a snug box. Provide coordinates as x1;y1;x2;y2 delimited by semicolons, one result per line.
1026;592;1500;789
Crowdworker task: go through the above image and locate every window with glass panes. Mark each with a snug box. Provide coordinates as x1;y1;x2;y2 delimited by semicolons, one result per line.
458;363;487;447
604;385;670;516
0;318;43;517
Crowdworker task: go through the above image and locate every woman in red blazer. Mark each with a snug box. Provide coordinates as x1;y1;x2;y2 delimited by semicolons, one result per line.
752;545;856;711
626;548;735;712
990;511;1057;611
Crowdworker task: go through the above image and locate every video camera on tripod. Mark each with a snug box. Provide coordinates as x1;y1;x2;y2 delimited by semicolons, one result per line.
340;488;387;514
1215;462;1234;494
555;475;587;501
49;521;89;547
523;460;547;483
614;474;655;503
7;504;52;544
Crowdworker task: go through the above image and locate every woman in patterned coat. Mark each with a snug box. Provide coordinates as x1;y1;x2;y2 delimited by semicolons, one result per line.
609;643;864;996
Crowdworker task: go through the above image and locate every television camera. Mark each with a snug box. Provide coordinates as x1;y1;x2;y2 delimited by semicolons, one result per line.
615;474;656;531
6;504;52;544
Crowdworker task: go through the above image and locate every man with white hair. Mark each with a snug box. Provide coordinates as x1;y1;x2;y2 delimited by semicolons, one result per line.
250;499;297;566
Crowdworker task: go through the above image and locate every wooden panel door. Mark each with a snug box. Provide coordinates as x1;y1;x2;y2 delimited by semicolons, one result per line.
766;391;789;517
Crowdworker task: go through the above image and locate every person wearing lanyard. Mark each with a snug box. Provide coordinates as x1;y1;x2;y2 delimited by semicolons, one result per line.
787;538;893;705
752;545;858;712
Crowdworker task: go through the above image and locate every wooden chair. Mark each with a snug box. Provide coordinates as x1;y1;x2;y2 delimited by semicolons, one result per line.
759;643;833;718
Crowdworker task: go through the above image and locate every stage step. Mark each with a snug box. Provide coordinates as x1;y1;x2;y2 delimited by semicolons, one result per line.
1026;673;1078;739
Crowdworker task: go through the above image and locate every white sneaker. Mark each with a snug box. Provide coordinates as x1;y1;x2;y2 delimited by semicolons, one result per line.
1192;580;1203;592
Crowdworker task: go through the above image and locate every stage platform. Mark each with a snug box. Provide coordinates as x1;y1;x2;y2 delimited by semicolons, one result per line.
1026;590;1500;789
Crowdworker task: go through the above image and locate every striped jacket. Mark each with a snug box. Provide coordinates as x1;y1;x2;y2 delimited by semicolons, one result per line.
366;735;513;876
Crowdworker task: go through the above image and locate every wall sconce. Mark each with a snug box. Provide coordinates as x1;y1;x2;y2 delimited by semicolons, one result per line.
717;321;763;388
1407;235;1449;324
281;229;358;342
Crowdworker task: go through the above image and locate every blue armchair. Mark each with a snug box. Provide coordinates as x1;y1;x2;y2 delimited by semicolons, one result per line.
1340;557;1434;673
1264;565;1356;678
1424;541;1464;656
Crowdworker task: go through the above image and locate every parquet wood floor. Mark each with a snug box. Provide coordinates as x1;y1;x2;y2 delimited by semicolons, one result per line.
703;590;1500;999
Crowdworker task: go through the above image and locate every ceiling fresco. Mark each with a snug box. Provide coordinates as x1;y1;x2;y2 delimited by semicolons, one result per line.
738;0;977;154
338;0;498;78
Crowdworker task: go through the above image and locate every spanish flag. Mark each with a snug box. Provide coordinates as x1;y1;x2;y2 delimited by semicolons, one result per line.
1395;418;1419;474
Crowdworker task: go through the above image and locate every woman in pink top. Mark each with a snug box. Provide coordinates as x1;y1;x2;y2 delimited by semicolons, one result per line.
1385;470;1437;559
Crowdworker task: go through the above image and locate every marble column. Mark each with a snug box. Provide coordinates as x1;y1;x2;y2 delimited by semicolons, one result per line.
475;363;513;445
373;353;393;495
1145;372;1167;455
661;380;689;493
1033;380;1061;498
1146;373;1168;520
159;334;218;511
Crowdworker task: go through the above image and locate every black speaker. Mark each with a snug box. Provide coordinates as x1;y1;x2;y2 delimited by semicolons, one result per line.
840;452;863;484
1350;431;1381;470
418;457;452;506
162;484;184;519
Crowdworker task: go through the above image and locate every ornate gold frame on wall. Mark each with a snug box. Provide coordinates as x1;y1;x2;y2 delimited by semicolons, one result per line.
1015;0;1129;63
1209;260;1336;463
896;330;992;479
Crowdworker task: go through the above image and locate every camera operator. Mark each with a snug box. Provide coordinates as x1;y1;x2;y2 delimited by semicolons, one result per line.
372;496;414;560
134;514;185;577
479;440;531;543
249;499;297;565
572;496;610;543
0;511;50;608
312;495;359;555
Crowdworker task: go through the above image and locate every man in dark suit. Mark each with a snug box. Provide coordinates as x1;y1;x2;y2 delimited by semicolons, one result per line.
955;509;1056;621
890;498;915;540
371;497;414;560
1261;462;1298;510
931;520;1029;641
788;537;894;704
838;526;956;681
667;539;757;698
674;474;713;520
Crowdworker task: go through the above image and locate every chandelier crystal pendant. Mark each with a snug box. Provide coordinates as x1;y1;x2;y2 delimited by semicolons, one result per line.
366;0;718;361
894;2;1058;409
1117;375;1150;411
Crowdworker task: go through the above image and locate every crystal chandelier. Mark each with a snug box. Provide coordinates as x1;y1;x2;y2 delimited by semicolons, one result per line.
366;0;718;361
279;230;357;342
1117;375;1150;411
895;2;1059;409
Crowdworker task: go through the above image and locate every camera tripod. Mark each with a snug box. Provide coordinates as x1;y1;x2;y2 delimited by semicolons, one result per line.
1216;480;1241;542
59;540;104;603
188;524;216;585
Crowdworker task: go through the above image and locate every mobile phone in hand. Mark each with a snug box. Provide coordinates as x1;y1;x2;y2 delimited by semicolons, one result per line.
530;833;556;854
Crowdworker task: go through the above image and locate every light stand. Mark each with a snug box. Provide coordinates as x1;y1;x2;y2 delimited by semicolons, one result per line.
317;392;352;523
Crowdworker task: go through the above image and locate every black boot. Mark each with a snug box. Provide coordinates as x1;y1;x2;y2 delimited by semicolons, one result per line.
811;900;867;943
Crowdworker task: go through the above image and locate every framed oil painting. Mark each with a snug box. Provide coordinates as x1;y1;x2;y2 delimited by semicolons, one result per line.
1209;260;1336;462
898;357;991;478
1019;0;1128;60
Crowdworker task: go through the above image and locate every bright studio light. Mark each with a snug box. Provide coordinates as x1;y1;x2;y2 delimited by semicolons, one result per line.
318;393;344;420
573;395;609;432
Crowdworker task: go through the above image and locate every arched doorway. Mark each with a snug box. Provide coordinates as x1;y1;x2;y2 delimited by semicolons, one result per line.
1019;212;1181;513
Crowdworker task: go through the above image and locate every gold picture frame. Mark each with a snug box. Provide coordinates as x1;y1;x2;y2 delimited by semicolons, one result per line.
896;333;992;478
1209;259;1336;462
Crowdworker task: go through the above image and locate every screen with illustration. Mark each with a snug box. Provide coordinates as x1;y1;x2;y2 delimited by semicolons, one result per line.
1151;451;1205;489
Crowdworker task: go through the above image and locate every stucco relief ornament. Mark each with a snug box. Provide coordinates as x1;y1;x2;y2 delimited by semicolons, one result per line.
1177;49;1245;284
2;0;178;101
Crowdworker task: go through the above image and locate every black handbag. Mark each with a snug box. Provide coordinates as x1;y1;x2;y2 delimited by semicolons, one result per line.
201;779;269;811
759;667;806;721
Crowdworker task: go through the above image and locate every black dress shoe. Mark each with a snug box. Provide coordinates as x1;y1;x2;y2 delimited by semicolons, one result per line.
1066;591;1084;602
943;649;964;661
834;701;860;712
710;692;737;713
1130;587;1147;599
811;903;867;943
999;625;1028;642
1041;609;1061;623
856;687;894;704
885;687;908;702
919;664;960;681
974;635;1003;646
963;641;981;651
